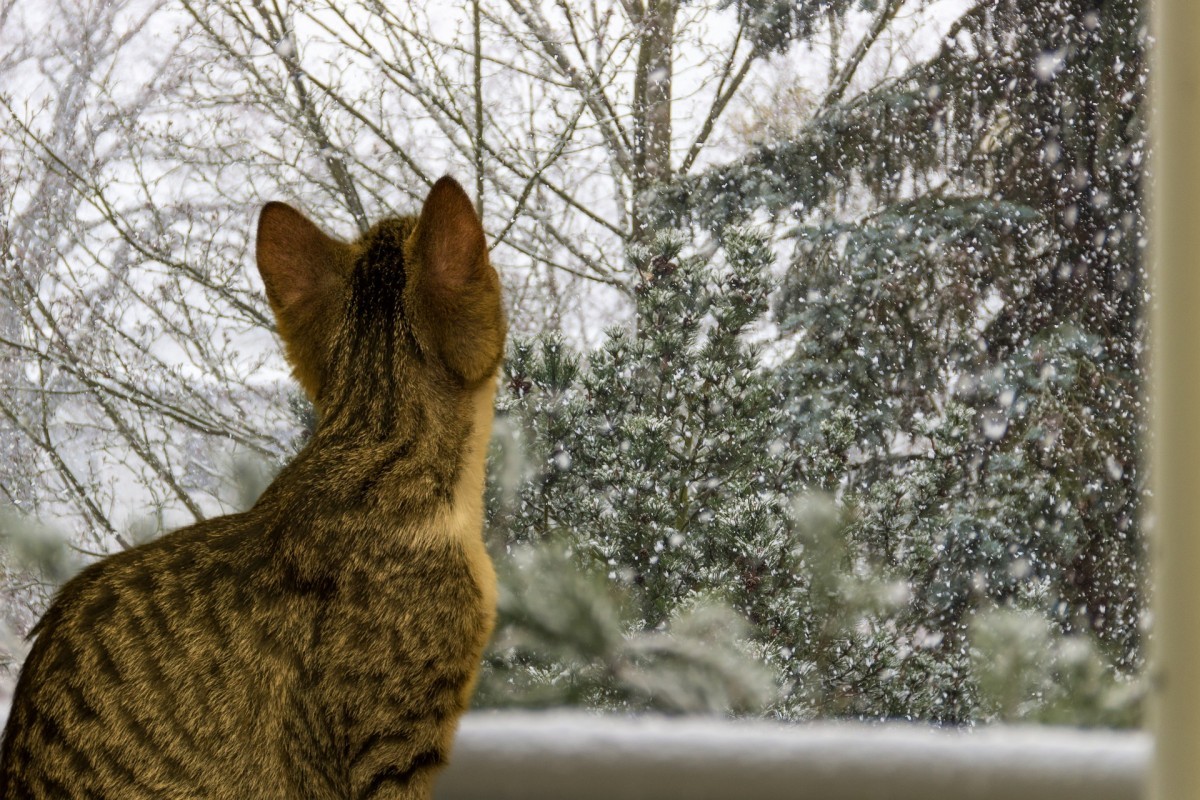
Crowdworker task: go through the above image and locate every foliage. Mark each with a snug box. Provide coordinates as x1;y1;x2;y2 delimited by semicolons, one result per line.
481;228;1140;723
650;0;1147;717
477;540;773;714
968;606;1141;727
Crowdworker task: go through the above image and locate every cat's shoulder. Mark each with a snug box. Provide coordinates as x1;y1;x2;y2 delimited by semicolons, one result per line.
30;510;270;638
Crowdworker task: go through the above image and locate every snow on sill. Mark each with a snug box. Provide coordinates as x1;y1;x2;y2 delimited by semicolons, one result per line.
440;711;1148;800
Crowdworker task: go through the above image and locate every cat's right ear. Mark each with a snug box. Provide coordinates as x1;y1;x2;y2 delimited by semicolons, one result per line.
256;202;349;314
406;178;506;384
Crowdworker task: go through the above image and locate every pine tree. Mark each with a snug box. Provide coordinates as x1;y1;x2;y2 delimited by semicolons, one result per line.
484;229;819;713
475;540;774;714
657;0;1147;720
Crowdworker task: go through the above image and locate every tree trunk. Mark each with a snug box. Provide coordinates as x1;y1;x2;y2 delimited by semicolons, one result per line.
630;0;676;243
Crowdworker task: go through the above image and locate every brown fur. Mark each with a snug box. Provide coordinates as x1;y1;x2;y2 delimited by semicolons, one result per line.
0;176;506;799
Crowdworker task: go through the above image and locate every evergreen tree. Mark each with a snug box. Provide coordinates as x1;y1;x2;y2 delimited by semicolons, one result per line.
482;220;1138;723
655;0;1147;718
483;229;819;712
476;540;774;714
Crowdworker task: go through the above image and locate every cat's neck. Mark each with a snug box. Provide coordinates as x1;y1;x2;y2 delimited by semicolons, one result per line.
261;375;498;530
432;373;498;544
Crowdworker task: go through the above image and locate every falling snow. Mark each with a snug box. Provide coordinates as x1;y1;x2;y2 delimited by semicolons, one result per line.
0;0;1147;729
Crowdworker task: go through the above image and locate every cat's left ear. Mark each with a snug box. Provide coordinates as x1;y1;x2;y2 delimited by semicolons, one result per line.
256;202;352;402
407;177;506;383
256;202;350;314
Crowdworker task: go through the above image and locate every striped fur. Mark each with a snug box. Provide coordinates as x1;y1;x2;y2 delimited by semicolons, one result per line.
0;176;505;799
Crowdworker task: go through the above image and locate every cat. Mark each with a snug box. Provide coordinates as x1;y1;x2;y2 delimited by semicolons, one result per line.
0;175;506;799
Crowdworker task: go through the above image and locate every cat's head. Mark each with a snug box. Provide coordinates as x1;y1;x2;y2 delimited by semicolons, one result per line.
255;177;506;412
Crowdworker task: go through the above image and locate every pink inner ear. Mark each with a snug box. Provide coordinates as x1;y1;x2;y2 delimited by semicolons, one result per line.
416;177;487;290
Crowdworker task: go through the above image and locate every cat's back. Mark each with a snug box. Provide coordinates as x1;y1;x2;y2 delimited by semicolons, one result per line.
310;513;496;798
0;503;497;800
0;510;294;799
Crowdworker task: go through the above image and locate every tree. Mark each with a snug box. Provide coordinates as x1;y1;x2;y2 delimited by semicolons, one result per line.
484;221;1138;723
477;540;774;713
486;229;818;708
180;1;900;298
661;0;1148;693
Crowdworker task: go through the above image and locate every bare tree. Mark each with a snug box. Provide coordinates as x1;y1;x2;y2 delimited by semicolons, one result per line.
0;0;941;657
172;1;853;318
0;0;299;634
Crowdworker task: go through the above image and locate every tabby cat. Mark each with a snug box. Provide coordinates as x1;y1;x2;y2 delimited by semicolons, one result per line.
0;176;506;799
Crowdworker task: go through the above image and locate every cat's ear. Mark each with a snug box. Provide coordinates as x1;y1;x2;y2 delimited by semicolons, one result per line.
256;202;351;402
256;202;350;314
407;177;506;383
410;177;488;293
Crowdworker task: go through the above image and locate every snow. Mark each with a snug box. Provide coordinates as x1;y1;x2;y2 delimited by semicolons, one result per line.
439;712;1148;800
0;0;1150;733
